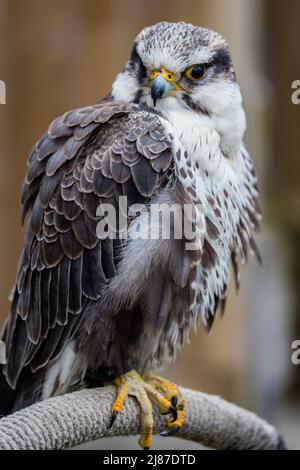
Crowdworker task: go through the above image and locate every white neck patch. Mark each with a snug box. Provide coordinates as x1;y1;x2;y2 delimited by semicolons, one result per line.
112;71;139;102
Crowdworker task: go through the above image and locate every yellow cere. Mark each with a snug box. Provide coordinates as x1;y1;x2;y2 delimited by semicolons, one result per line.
150;67;190;93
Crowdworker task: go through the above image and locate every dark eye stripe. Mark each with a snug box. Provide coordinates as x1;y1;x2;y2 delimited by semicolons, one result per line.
183;47;232;74
209;47;232;71
128;42;147;81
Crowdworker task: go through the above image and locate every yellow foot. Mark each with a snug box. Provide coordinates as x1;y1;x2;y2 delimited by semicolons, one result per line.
143;373;186;436
109;370;186;449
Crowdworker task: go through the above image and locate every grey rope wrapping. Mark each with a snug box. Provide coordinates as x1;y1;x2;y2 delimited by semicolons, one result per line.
0;385;284;450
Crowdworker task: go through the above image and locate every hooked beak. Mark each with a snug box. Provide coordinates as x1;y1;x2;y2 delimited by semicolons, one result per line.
151;76;174;107
150;67;181;106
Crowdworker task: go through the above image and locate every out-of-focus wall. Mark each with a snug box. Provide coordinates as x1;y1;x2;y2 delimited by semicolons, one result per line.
265;0;300;394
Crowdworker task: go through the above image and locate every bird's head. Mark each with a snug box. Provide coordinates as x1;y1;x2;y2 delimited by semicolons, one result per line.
112;21;246;145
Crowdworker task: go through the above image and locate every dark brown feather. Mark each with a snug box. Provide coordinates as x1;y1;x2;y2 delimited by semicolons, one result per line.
2;100;174;392
25;272;41;344
131;157;159;197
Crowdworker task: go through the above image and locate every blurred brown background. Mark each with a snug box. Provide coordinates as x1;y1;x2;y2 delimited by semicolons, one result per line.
0;0;300;449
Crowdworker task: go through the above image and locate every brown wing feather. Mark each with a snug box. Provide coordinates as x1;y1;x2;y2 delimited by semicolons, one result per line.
2;100;174;389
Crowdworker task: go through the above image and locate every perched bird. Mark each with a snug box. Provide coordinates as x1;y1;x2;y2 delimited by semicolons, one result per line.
0;22;261;448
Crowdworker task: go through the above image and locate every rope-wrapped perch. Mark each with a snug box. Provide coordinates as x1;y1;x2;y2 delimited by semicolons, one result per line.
0;385;285;450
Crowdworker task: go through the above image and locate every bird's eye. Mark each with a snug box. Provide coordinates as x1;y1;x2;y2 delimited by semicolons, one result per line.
185;64;207;80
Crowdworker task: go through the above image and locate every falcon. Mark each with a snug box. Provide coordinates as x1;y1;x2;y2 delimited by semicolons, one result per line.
0;22;261;448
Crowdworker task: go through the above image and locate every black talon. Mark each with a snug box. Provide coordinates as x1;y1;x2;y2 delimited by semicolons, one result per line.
109;410;118;428
160;426;179;437
161;406;177;422
171;395;178;408
169;406;178;422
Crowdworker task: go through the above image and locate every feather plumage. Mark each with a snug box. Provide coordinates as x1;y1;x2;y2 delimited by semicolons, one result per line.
1;100;174;399
0;21;262;414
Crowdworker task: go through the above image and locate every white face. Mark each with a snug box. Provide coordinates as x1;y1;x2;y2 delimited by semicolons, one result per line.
112;22;246;153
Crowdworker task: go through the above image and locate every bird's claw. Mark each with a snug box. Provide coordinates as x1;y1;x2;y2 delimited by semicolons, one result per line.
108;371;186;448
171;395;178;408
164;394;186;435
161;405;178;422
109;410;118;428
